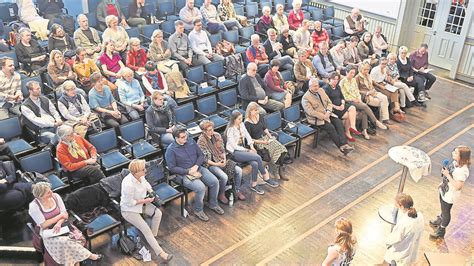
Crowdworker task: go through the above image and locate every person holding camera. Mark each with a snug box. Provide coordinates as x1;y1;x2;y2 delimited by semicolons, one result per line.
120;159;173;263
430;146;471;239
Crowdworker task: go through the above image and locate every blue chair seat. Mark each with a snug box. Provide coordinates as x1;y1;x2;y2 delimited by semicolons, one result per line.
208;115;228;128
47;174;66;191
153;183;181;203
209;79;237;89
287;123;315;138
276;131;297;145
7;139;34;155
126;142;158;158
86;214;120;236
101;151;130;171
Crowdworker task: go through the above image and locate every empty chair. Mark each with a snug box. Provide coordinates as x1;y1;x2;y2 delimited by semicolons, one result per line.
217;88;245;117
222;30;247;53
118;120;160;159
282;104;316;156
160;20;176;37
19;150;68;192
88;128;131;173
205;60;238;90
126;27;141;39
245;2;259;23
157;1;179;21
174;102;201;136
185;65;216;96
323;6;344;26
196;95;229;129
0;116;35;156
239;26;257;46
264;111;299;158
311;8;325;21
234;4;245;17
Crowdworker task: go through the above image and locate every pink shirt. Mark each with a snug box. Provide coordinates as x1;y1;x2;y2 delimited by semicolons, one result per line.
99;53;122;74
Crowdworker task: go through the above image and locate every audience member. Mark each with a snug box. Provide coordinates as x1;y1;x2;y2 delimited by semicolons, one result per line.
18;0;50;41
322;218;357;266
21;80;62;145
358;32;377;65
244;102;289;180
430;146;470;239
294;49;318;92
372;25;388;57
165;128;224;221
48;24;76;54
96;0;128;31
116;67;147;120
73;47;102;91
15;28;48;75
288;0;304;30
200;0;229;33
56;125;105;184
370;57;402;115
0;57;22;117
264;29;294;71
311;21;329;54
0;147;31;211
37;0;64;20
189;19;224;65
294;20;315;57
99;40;125;83
179;0;203;31
142;61;189;101
239;63;284;112
410;43;437;100
47;50;78;88
225;110;278;195
246;34;270;77
386;53;418;108
88;72;129;128
126;38;147;73
218;0;247;27
127;0;148;28
343;36;362;67
145;91;176;148
169;20;196;72
28;182;103;264
273;4;290;34
301;78;354;155
102;15;130;62
396;46;427;103
330;40;347;73
344;8;366;36
257;6;276;34
74;14;102;59
278;27;298;58
264;59;293;108
147;30;180;74
120;159;174;263
312;42;337;79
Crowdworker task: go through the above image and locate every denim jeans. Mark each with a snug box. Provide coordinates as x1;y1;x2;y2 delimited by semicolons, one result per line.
231;150;266;182
175;167;219;212
159;133;175;148
209;164;243;194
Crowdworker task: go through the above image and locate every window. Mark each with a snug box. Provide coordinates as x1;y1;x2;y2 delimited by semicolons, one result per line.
416;0;437;28
445;1;468;35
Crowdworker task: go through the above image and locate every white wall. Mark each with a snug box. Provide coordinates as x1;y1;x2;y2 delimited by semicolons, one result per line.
326;0;402;19
467;17;474;38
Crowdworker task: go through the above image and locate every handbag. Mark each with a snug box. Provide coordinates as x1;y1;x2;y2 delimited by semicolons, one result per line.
118;230;138;256
256;148;271;162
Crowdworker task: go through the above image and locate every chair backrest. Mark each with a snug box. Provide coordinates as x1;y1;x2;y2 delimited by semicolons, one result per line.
324;6;335;20
205;60;225;78
174;102;196;124
222;30;239;44
64;183;109;213
283;104;301;122
187;65;205;84
119;119;146;143
157;1;175;17
126;27;140;39
234;5;245;16
218;88;238;107
280;69;293;81
144;2;157;16
209;32;222;47
160;21;176;36
175;0;186;12
311;8;324;21
332;25;345;38
88;128;118;154
274;0;285;9
142;24;160;39
145;158;166;186
0;116;22;140
20;150;54;174
246;2;259;18
196;95;218;115
21;75;43;98
264;111;282;131
239;26;255;40
259;1;272;13
194;0;204;7
0;50;19;69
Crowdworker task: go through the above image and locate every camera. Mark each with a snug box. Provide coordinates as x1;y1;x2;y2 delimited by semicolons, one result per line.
146;191;164;207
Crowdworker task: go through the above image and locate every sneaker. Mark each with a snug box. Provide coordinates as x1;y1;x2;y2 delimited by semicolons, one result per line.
340;144;354;155
250;185;265;195
209;205;225;215
263;178;279;188
194;210;209;221
236;191;246;201
417;91;428;102
218;194;229;204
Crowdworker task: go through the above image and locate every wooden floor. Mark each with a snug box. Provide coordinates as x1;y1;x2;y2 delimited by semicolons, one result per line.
1;78;473;265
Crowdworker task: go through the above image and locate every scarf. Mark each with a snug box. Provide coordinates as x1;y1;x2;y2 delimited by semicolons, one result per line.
261;15;272;25
197;133;224;162
145;71;165;91
62;93;83;114
363;39;374;55
64;139;87;160
151;101;174;127
313;28;323;37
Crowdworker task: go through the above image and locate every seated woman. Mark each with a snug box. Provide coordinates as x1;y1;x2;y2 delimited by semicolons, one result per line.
73;47;116;92
370;57;403;116
330;40;347;73
126;38;147;74
145;91;176;148
116;67;147;120
386;53;418;108
120;159;173;264
264;59;292;108
47;50;78;88
127;0;148;28
278;27;297;58
244;102;288;180
58;81;101;137
197;120;245;203
340;65;387;131
28;182;103;264
147;30;180;74
311;21;329;55
225;110;279;195
88;72;129;128
324;73;366;141
102;15;130;62
142;61;182;106
56;125;105;185
99;40;125;83
217;0;247;28
357;32;378;65
48;24;76;54
288;0;304;30
15;28;48;75
343;36;362;68
201;0;231;33
0;154;32;212
257;6;275;34
273;4;291;35
397;46;427;103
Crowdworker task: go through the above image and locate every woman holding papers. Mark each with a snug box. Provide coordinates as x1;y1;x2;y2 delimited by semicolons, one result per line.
28;182;103;264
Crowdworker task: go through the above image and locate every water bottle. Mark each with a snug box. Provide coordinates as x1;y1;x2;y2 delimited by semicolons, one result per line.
229;193;234;207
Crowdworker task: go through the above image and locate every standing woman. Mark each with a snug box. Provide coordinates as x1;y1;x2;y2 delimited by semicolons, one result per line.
244;102;288;181
322;217;357;266
384;193;424;265
430;146;471;239
102;15;130;63
120;159;174;263
28;182;103;264
225;110;279;195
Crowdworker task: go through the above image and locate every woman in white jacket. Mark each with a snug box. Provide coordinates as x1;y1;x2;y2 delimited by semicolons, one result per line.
384;193;424;265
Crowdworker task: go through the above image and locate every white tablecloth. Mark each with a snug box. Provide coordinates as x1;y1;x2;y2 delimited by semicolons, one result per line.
388;146;431;182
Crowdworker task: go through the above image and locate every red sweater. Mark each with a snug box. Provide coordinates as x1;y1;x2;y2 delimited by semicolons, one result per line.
311;29;329;54
57;135;98;172
126;48;147;71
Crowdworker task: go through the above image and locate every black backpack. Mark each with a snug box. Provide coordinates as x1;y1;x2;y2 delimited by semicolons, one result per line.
118;230;137;255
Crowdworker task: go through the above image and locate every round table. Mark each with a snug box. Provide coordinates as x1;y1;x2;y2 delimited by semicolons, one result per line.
378;145;431;225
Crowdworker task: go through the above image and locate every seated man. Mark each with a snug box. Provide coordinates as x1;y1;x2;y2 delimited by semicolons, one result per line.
116;67;147;120
169;20;196;72
372;25;388;57
312;42;337;80
294;20;314;57
74;14;102;60
146;91;176;148
188;18;224;65
245;34;270;77
56;125;105;185
21;80;62;145
238;63;284;112
165;127;224;221
409;43;437;100
179;0;203;31
302;78;354;155
88;72;129;128
344;8;367;36
0;57;23;118
263;29;294;71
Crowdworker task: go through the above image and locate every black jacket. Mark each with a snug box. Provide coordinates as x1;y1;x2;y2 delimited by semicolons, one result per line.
145;104;175;134
37;0;64;15
128;2;148;19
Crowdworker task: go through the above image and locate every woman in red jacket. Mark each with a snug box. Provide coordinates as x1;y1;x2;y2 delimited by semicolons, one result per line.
288;0;304;30
126;37;147;74
56;125;105;185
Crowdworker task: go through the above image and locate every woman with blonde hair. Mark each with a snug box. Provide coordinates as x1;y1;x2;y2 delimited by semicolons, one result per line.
147;29;179;73
102;15;130;62
244;102;289;180
121;159;174;263
322;217;357;266
28;182;103;264
47;50;77;87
